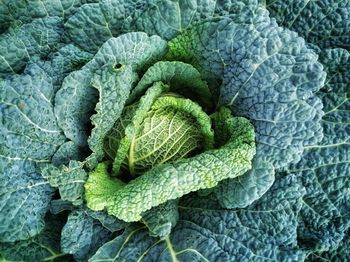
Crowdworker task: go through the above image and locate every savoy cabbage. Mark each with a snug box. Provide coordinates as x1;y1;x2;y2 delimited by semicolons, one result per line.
0;0;349;261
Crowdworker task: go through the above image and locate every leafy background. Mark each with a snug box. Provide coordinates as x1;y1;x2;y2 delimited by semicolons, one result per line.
0;0;349;261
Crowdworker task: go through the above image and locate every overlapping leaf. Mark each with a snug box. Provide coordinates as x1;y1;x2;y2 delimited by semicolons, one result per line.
0;17;64;75
0;63;65;242
86;108;256;222
41;161;88;205
262;0;350;50
61;210;119;261
55;32;167;149
0;0;97;33
0;215;67;261
90;174;306;261
288;48;350;252
166;6;326;207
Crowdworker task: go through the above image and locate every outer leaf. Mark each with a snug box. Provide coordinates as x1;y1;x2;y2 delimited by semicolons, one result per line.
50;199;74;214
65;0;217;53
288;48;350;252
214;0;259;16
142;199;179;238
0;0;97;32
55;32;167;148
90;175;306;261
41;161;88;205
65;0;265;54
87;210;126;232
212;159;275;208
65;0;138;52
0;17;63;75
85;108;256;222
132;0;217;40
263;0;350;50
0;159;53;242
87;63;135;164
167;16;326;169
0;215;67;261
61;210;116;261
0;63;65;242
0;63;66;161
52;141;89;166
306;230;350;261
37;44;93;92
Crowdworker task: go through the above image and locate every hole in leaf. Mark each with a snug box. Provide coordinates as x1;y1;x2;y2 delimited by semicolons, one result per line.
114;63;123;70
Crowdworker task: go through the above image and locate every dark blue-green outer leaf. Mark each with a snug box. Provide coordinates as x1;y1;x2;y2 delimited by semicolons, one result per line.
89;174;306;261
0;214;68;261
212;159;275;208
141;199;179;238
0;61;65;243
262;0;350;50
61;210;117;262
306;230;350;262
41;161;88;206
0;17;64;75
0;0;98;33
0;159;54;243
288;48;350;252
65;0;139;53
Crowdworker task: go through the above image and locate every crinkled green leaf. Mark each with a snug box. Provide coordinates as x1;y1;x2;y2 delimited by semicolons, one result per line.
0;214;67;261
50;199;74;214
104;104;138;162
0;17;64;75
288;48;350;252
108;78;213;176
202;103;274;208
65;0;218;53
0;0;97;32
87;210;126;232
167;15;326;169
214;0;259;16
212;159;275;208
0;62;66;242
306;230;350;261
90;175;306;261
65;0;138;53
263;0;350;50
54;69;98;148
55;32;167;148
37;44;93;92
61;210;117;262
127;61;212;109
65;0;262;54
87;63;135;165
0;159;53;243
118;94;214;176
132;0;217;40
86;108;255;222
0;63;66;161
85;162;126;211
110;82;169;175
142;199;179;238
52;141;89;166
41;161;88;205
